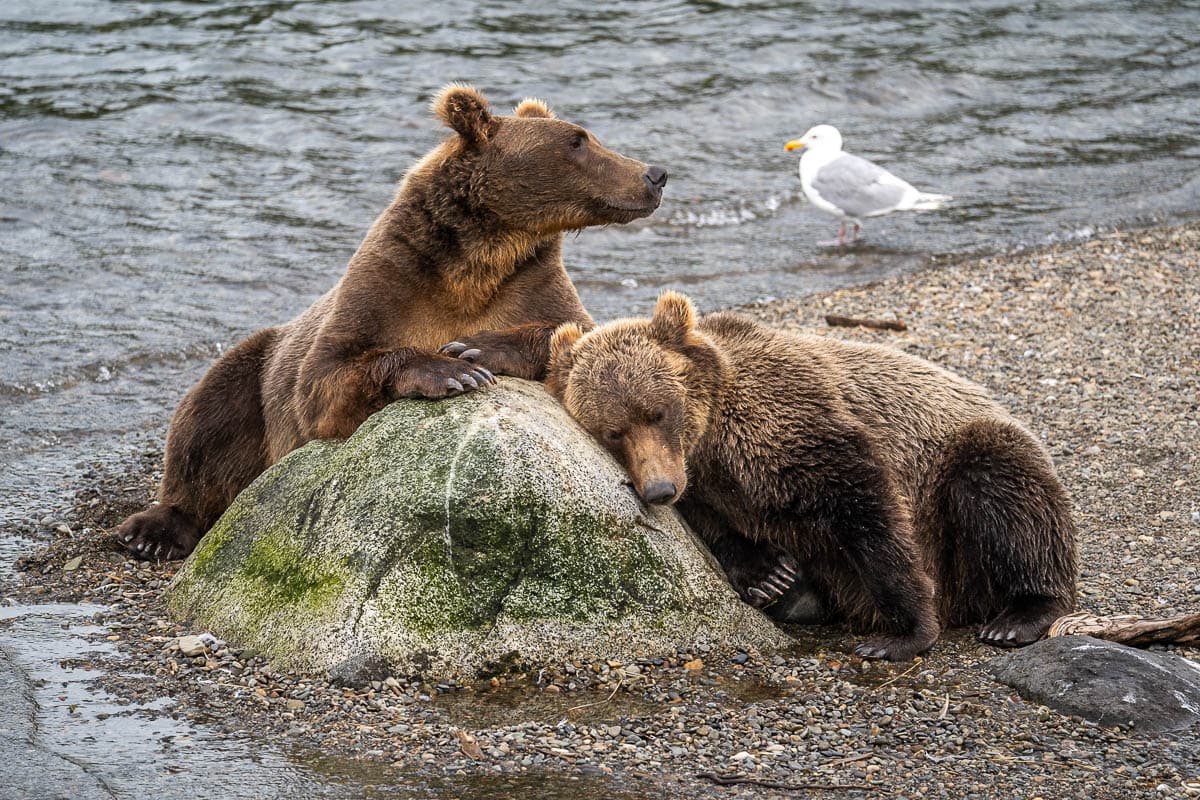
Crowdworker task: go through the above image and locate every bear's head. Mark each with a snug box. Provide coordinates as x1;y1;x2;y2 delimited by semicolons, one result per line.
429;84;667;237
547;292;725;506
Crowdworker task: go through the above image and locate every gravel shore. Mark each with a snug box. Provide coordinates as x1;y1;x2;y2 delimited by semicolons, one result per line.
5;224;1199;799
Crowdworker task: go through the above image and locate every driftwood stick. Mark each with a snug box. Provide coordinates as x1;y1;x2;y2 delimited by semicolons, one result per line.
825;314;908;332
1046;611;1200;647
697;772;876;791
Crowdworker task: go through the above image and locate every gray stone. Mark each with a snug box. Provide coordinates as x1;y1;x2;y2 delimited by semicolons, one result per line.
176;635;207;658
987;635;1200;732
165;380;787;680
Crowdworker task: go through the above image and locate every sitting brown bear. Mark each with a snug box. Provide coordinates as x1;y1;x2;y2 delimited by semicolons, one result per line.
546;292;1077;661
117;84;667;560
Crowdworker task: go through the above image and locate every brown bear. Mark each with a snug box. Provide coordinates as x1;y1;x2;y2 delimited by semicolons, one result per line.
546;292;1077;661
117;83;667;561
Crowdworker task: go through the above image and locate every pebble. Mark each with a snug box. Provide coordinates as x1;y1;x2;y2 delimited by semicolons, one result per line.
177;635;207;658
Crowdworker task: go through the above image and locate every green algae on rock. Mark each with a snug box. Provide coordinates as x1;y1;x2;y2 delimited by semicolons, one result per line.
164;379;788;680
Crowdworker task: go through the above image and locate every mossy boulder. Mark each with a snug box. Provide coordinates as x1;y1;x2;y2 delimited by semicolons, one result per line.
165;379;788;681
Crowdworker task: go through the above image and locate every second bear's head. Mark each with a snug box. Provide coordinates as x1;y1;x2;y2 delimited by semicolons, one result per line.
426;84;667;236
547;292;725;506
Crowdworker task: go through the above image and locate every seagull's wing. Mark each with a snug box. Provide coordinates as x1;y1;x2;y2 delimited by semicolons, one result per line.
812;153;913;219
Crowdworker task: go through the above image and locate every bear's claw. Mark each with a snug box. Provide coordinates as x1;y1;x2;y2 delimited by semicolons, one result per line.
740;553;799;608
977;598;1060;648
440;342;486;365
439;333;535;379
854;636;921;661
392;355;496;399
116;505;202;562
854;624;939;661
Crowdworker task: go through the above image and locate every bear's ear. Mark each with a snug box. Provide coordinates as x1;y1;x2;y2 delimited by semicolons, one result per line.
648;291;697;347
546;323;584;399
433;83;496;146
514;98;555;119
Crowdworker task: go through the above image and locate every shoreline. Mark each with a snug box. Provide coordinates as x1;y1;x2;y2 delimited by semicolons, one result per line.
4;223;1200;798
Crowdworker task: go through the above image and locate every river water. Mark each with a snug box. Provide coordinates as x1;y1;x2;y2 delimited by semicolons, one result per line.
1;0;1199;794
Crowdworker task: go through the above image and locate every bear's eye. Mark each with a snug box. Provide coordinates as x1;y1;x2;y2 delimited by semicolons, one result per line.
648;409;665;424
570;132;586;151
603;429;624;443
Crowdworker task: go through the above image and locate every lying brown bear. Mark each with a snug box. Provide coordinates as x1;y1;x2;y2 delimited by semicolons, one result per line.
117;84;667;560
546;292;1077;661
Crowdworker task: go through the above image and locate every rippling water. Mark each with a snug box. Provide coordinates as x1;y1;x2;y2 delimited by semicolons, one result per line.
3;0;1199;512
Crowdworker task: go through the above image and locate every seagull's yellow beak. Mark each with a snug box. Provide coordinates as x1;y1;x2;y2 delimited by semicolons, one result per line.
784;139;806;152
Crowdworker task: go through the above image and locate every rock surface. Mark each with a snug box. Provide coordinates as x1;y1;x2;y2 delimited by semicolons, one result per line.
164;379;787;681
988;635;1200;732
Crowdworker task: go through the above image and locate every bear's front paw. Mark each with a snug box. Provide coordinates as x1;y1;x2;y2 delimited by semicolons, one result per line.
741;553;799;607
117;505;202;561
440;337;532;379
854;626;938;661
978;596;1063;648
391;354;496;400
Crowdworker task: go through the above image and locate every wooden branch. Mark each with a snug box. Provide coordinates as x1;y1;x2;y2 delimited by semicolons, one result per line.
1046;611;1200;647
825;314;907;332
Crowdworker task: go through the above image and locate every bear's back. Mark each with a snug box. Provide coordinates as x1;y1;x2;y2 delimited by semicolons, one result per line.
698;311;1017;498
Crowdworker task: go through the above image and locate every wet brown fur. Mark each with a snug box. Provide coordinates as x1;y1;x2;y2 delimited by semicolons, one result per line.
118;84;665;560
548;292;1078;660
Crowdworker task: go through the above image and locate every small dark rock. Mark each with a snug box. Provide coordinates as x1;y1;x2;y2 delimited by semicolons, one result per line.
328;653;392;688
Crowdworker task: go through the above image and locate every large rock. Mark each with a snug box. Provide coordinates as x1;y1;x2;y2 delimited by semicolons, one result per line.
165;380;787;681
987;635;1200;732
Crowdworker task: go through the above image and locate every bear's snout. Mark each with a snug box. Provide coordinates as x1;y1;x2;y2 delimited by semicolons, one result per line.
643;166;669;191
641;479;677;505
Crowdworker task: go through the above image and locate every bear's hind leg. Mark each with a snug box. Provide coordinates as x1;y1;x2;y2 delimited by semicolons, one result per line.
927;419;1078;647
118;328;278;560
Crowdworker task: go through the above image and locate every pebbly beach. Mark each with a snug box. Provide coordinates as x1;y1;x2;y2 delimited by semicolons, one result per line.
3;223;1198;799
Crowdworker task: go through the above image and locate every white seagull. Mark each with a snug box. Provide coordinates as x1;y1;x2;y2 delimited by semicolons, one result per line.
785;124;951;246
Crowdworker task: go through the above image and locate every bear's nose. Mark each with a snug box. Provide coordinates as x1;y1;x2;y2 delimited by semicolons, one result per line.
643;165;668;190
641;479;677;505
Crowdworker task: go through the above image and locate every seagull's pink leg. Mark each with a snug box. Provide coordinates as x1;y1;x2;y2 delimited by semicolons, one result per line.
819;221;848;248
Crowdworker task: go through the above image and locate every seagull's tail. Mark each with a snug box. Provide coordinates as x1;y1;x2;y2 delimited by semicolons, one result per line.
911;192;952;211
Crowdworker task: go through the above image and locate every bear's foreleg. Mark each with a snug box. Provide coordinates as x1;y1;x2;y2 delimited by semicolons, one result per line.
681;500;797;605
786;429;940;660
923;418;1078;647
440;322;585;381
301;346;497;440
117;327;278;560
679;498;831;621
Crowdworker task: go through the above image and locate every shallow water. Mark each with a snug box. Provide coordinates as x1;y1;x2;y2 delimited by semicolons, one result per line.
0;602;651;799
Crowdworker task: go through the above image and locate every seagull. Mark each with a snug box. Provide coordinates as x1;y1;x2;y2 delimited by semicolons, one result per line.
784;124;951;246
